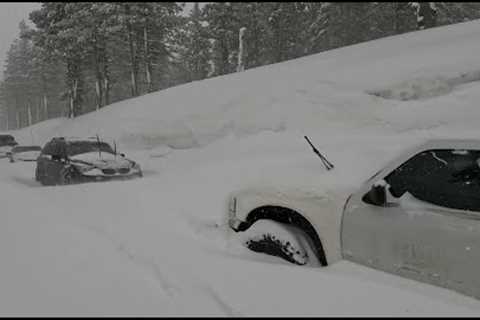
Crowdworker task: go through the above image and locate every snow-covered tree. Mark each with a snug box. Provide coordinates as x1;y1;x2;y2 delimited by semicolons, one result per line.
203;3;240;76
412;2;437;30
175;3;210;82
237;27;247;72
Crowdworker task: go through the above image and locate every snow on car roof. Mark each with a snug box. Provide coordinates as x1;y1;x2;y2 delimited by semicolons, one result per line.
53;136;104;142
412;139;480;154
422;139;480;149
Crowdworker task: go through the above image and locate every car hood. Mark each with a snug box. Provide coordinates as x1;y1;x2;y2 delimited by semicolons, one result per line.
70;152;134;169
12;150;41;160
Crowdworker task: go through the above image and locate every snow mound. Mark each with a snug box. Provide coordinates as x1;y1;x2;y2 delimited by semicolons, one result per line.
7;20;480;153
368;70;480;101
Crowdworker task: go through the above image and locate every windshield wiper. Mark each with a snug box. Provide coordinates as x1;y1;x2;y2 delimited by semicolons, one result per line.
304;136;334;171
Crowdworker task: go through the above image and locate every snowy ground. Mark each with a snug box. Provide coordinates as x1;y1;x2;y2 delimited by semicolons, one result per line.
3;19;480;315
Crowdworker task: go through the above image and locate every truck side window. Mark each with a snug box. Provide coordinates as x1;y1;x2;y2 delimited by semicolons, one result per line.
384;149;480;212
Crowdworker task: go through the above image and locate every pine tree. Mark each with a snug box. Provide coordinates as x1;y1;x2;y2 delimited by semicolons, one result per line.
203;3;240;76
415;2;438;29
30;3;88;118
232;3;271;69
2;21;38;128
176;3;210;82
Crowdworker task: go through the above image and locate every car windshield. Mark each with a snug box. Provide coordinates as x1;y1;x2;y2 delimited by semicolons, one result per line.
12;146;41;153
67;141;115;156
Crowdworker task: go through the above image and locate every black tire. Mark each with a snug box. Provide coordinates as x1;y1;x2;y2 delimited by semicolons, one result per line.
57;166;74;185
246;234;308;265
37;162;62;186
36;165;53;185
242;220;316;266
35;166;40;181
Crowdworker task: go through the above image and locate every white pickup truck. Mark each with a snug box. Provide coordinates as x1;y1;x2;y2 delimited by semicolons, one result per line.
228;139;480;300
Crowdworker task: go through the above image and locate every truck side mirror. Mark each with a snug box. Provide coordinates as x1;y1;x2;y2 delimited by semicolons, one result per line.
362;183;387;207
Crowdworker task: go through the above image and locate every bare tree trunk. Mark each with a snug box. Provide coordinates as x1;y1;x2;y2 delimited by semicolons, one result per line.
69;91;74;119
16;110;20;129
66;58;80;118
95;80;101;110
393;3;398;33
43;94;48;120
125;4;138;97
69;79;78;119
14;96;20;129
36;99;40;123
41;71;48;121
144;25;153;92
93;32;103;111
102;44;110;106
104;77;110;106
27;103;32;127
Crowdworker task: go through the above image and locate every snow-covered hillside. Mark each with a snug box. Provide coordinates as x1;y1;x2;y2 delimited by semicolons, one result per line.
3;19;480;315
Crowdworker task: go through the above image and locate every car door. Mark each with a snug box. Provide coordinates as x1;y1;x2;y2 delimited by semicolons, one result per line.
342;148;480;299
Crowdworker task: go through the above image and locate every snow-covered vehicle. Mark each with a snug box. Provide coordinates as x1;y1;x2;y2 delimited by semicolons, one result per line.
7;145;42;163
228;139;480;300
35;137;142;186
0;134;18;159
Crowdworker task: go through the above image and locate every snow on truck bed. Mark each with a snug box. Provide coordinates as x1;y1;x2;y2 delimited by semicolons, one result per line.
3;19;480;315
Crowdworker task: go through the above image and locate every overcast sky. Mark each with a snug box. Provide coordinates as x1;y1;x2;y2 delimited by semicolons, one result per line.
0;2;40;78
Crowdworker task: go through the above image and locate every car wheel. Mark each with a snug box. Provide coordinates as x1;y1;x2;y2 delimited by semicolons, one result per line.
240;220;318;266
58;166;74;185
35;166;40;181
36;165;52;185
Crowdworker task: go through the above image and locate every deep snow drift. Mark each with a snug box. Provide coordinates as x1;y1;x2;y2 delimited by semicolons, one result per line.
3;19;480;315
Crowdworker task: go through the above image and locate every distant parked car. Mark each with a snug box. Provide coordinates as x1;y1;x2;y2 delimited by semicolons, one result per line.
7;145;42;163
0;134;18;159
35;137;142;185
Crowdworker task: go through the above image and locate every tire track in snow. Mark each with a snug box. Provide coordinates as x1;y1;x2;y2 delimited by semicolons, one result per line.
115;242;178;297
202;285;243;316
81;224;178;297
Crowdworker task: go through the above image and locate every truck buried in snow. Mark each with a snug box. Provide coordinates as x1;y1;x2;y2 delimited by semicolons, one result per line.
228;139;480;300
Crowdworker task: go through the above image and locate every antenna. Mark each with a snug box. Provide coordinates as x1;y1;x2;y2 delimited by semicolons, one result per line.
113;140;117;158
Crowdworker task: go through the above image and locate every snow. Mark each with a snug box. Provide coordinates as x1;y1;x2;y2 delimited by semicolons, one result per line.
70;152;132;169
3;19;480;315
11;150;40;161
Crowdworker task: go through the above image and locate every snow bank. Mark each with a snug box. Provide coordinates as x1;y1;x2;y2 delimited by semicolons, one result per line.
368;70;480;101
7;20;480;152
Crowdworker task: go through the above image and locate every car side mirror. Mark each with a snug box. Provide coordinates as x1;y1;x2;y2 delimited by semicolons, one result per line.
362;182;387;207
